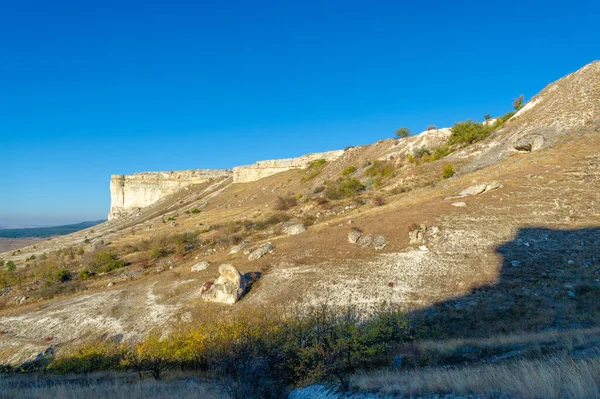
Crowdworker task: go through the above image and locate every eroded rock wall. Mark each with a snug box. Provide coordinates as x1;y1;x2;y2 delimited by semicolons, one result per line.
232;150;345;183
108;170;230;220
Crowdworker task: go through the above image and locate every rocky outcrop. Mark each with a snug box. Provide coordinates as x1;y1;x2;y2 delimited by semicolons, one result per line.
461;61;600;173
108;170;230;220
232;150;344;183
248;242;273;261
200;264;248;304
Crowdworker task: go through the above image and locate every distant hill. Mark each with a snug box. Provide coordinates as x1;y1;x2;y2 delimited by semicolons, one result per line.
0;220;105;238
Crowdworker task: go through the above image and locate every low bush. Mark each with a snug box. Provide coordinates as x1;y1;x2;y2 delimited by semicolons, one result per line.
301;159;328;183
372;196;386;206
49;305;413;392
342;166;357;176
364;160;394;179
274;196;298;211
5;260;15;272
326;178;365;200
448;120;492;146
442;164;455;179
84;251;126;274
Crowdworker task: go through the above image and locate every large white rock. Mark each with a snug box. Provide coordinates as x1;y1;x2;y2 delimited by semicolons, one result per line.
201;264;248;305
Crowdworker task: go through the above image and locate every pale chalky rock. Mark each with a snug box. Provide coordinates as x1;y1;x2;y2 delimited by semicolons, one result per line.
373;235;387;250
357;235;372;247
459;184;487;197
451;202;467;207
201;264;248;305
285;224;307;236
348;230;362;244
248;242;273;261
191;261;210;272
229;241;249;254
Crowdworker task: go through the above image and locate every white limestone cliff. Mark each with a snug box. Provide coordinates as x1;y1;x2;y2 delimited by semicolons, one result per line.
108;150;345;220
231;150;345;183
108;170;230;220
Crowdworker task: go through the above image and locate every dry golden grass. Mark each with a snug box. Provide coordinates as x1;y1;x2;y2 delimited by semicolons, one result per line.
0;373;228;399
353;355;600;399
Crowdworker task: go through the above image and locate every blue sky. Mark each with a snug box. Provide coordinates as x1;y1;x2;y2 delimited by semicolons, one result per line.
1;0;598;225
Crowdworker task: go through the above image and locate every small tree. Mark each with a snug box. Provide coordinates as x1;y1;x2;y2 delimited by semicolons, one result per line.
395;127;410;139
484;114;491;121
426;125;437;131
513;94;524;111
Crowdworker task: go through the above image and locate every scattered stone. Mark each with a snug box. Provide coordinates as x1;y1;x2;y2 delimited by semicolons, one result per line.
228;241;249;254
485;182;504;192
373;235;387;250
357;235;372;247
567;290;576;298
451;202;467;207
285;224;307;236
514;135;545;152
408;224;432;244
511;260;521;267
170;221;177;227
458;182;503;197
418;245;429;252
347;220;353;225
248;242;273;261
459;184;487;197
201;264;248;304
191;261;210;272
568;260;575;265
107;282;114;287
348;230;362;244
243;248;251;256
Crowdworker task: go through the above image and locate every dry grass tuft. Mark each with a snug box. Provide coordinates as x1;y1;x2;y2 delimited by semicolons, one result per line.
352;355;600;399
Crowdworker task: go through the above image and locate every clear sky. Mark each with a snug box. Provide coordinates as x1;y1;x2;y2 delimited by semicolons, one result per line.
1;0;598;226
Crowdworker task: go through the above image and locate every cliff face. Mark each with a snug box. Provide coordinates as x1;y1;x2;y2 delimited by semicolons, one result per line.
231;150;345;183
108;170;230;220
108;150;345;219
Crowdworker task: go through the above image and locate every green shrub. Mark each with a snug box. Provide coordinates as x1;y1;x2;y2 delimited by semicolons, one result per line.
172;232;199;255
342;165;357;176
85;251;126;274
55;269;71;283
413;147;431;159
448;120;492;146
364;160;394;178
301;159;327;183
313;185;325;194
395;127;410;138
5;260;16;272
191;208;201;214
326;178;365;199
442;164;455;179
308;159;327;169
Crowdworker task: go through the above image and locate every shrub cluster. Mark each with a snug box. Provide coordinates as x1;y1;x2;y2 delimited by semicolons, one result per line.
49;305;412;395
301;159;327;183
325;178;365;200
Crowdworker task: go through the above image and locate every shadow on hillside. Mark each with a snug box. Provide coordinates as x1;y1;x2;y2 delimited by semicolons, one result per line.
411;227;600;339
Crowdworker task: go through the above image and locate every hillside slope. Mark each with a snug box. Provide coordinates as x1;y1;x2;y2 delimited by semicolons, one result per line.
0;61;599;365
